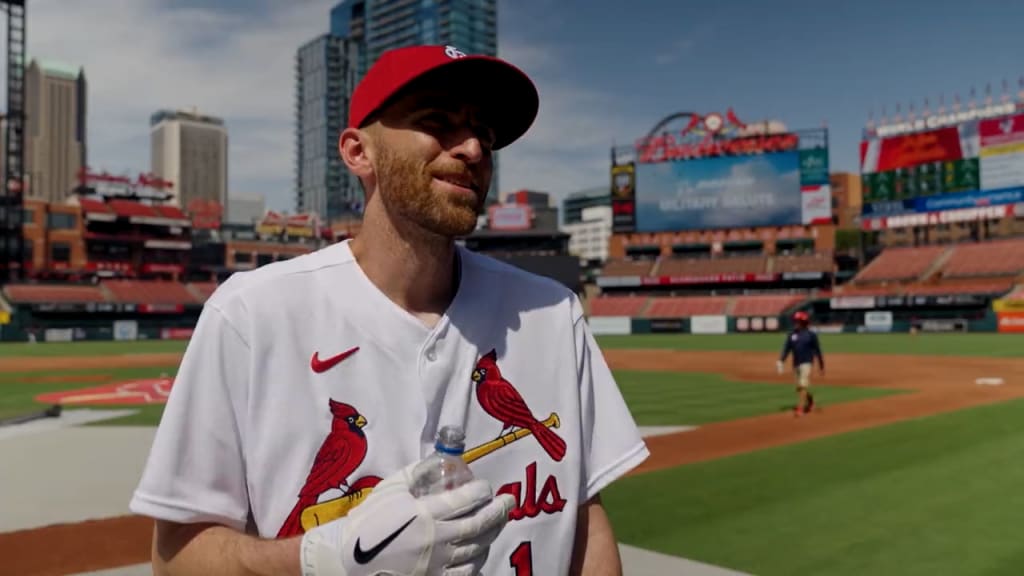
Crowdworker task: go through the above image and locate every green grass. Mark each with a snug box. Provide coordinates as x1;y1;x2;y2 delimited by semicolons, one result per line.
603;397;1024;576
597;333;1024;357
0;340;188;357
0;366;176;425
615;370;901;425
3;333;1022;359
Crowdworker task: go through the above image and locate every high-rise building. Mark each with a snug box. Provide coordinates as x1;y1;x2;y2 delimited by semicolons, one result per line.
323;0;501;200
227;193;267;225
295;34;361;221
150;107;229;209
561;205;612;263
24;58;87;203
562;186;610;226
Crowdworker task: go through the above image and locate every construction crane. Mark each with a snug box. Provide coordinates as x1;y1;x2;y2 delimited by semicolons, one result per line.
0;0;25;284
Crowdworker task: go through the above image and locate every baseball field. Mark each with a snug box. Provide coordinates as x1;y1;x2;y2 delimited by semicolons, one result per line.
1;332;1023;575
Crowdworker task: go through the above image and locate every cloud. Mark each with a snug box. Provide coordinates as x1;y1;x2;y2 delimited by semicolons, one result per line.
496;41;647;202
654;39;695;65
1;0;337;211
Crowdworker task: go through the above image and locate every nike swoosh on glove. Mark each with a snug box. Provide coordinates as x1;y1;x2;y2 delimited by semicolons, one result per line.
300;460;516;576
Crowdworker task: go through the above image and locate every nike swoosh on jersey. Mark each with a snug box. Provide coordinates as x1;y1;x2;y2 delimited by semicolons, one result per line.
353;515;417;564
310;346;360;373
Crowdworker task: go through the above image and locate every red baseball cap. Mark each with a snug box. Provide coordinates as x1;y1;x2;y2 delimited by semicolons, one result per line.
793;311;810;322
348;44;539;151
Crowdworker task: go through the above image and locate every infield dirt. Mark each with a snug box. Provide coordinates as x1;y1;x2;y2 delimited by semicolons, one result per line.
2;348;1022;575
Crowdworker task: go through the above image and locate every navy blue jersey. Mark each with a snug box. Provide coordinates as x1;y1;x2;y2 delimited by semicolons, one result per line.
780;328;824;368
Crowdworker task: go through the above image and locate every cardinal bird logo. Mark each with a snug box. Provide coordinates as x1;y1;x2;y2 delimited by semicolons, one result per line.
276;400;378;538
472;349;567;462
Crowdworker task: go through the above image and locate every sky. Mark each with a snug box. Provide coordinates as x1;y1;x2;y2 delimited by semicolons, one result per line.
5;0;1024;213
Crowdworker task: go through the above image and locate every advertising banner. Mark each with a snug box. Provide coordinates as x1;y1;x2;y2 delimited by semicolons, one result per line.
488;204;532;231
634;151;803;231
587;317;632;335
980;114;1024;191
993;298;1024;313
997;312;1024;333
610;163;637;233
640;273;779;286
917;186;1024;212
862;204;1010;230
649;318;685;333
690;315;728;334
800;184;833;224
799;148;830;185
113;320;139;341
830;296;876;309
864;311;893;333
860;126;973;174
161;328;195;340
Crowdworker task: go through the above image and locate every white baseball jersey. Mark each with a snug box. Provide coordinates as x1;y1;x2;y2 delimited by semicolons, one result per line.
129;239;649;575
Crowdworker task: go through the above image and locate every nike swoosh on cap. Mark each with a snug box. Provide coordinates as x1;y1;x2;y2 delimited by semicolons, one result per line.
353;515;417;564
310;346;360;373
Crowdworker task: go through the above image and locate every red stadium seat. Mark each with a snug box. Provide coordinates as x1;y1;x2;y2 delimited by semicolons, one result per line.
2;284;108;303
731;294;805;316
645;296;729;318
600;259;656;277
853;246;947;283
939;239;1024;278
589;296;648;317
101;280;196;304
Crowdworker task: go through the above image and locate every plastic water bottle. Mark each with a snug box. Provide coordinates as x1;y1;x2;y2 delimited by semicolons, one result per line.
410;425;475;497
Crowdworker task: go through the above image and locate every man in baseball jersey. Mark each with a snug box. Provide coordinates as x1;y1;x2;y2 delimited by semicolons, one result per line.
777;311;825;416
129;44;649;576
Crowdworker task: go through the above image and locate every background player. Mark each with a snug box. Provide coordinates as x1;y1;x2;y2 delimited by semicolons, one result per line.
777;311;825;416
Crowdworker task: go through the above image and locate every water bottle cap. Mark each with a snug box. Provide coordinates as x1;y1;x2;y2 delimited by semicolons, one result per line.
435;425;466;455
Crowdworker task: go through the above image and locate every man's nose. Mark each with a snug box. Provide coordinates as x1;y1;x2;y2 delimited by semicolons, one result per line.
449;130;485;164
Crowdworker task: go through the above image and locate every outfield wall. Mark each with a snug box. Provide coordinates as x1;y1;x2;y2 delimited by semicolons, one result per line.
0;304;202;342
588;306;1002;336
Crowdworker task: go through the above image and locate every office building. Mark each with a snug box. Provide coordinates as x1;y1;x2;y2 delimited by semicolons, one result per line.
326;0;501;198
150;108;228;208
227;193;267;225
830;172;862;228
25;58;87;203
562;186;610;226
562;205;612;262
295;34;361;221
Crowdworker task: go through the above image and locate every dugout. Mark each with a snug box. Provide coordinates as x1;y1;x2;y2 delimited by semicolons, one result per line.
1;301;202;342
804;292;1000;333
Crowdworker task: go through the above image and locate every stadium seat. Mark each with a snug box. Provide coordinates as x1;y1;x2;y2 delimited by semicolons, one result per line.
101;281;196;305
657;255;767;276
645;296;729;318
600;259;655;277
731;294;805;316
2;284;108;303
589;296;649;317
940;239;1024;278
853;245;947;282
773;252;833;274
186;282;219;303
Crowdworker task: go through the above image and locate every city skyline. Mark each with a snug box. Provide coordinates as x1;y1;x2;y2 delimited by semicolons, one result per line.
2;0;1024;215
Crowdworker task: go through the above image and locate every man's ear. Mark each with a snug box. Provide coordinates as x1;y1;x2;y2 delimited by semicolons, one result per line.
339;127;375;181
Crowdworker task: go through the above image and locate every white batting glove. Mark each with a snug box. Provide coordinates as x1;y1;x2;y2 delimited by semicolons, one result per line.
300;460;515;576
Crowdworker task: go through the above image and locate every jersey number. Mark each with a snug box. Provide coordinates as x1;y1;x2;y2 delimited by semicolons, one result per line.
510;541;533;576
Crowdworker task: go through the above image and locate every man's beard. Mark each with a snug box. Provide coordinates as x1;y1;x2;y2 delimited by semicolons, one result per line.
374;143;487;238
